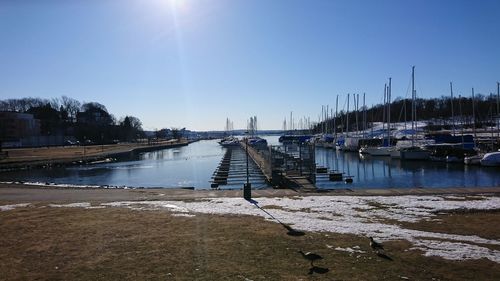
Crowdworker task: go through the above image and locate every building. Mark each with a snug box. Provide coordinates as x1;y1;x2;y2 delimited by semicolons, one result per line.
0;111;41;141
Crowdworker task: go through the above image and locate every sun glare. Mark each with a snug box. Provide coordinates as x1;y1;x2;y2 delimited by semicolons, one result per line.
168;0;187;10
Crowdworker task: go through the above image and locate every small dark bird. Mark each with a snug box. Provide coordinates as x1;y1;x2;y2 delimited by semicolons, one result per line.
369;237;384;252
298;250;323;266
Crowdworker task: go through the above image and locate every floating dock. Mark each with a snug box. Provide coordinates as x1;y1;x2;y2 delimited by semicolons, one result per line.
211;145;269;189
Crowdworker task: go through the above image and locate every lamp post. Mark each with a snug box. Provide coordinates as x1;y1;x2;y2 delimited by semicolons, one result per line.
243;131;251;200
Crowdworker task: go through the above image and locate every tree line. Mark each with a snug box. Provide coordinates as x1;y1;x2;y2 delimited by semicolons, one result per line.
0;96;144;143
313;94;499;134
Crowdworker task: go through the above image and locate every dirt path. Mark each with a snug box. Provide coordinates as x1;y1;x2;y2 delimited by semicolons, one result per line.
0;183;499;204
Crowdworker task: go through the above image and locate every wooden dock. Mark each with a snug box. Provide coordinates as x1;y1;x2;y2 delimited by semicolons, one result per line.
240;142;318;192
240;142;272;182
210;144;269;188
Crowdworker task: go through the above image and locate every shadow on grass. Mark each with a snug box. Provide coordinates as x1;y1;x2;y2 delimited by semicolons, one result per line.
308;266;329;275
246;198;305;236
377;252;394;261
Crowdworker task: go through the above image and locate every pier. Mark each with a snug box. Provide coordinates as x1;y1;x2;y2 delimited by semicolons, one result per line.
211;145;269;189
212;140;317;191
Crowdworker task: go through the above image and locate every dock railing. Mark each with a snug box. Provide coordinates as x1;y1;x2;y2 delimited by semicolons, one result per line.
242;141;316;189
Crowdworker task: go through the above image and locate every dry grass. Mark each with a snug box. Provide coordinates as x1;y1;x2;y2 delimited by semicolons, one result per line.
2;144;134;161
1;206;500;280
402;210;500;241
0;140;185;165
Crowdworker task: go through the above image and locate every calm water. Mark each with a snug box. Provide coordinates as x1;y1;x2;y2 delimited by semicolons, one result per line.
0;136;498;189
315;147;500;189
0;140;226;189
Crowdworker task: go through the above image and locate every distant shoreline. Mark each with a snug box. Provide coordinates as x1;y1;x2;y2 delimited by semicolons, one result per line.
0;140;190;171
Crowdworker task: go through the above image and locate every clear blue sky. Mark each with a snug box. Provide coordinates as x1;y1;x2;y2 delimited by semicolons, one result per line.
1;0;499;131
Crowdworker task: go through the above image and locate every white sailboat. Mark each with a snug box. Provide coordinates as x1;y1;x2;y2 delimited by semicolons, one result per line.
393;66;430;160
362;79;392;156
344;93;361;151
480;151;500;166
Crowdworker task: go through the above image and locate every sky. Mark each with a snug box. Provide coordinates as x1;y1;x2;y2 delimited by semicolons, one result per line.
0;0;499;131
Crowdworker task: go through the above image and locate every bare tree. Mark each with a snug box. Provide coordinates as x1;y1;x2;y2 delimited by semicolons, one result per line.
61;96;81;122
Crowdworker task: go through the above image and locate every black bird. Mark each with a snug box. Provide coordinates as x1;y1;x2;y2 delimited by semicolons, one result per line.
298;250;323;266
369;237;384;252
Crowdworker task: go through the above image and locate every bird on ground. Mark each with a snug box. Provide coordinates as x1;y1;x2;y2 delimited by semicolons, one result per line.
298;250;323;266
369;237;384;252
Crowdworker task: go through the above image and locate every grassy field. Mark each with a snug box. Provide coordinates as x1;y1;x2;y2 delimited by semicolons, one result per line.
1;205;499;280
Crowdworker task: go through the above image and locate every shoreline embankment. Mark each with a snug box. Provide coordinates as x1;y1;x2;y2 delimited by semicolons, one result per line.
0;140;193;171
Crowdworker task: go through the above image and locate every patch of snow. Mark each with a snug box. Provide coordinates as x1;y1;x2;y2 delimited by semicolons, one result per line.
171;213;196;218
1;181;134;189
334;247;366;254
0;203;30;211
101;201;190;213
411;240;500;263
35;194;500;263
49;202;92;208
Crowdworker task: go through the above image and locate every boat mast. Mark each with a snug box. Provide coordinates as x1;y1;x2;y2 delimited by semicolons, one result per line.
323;105;325;134
497;82;499;141
491;93;495;148
347;93;350;136
388;77;392;147
472;88;477;142
355;94;359;133
330;108;333;136
404;87;407;131
327;105;329;134
411;66;415;147
450;82;455;136
335;95;338;140
363;93;366;139
459;95;465;147
383;84;386;137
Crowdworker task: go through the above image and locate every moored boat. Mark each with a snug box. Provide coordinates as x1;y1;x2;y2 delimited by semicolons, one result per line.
400;146;431;160
219;137;240;147
464;155;482;165
480;151;500;167
360;146;391;156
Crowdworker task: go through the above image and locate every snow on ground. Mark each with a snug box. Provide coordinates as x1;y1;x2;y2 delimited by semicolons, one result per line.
49;202;92;208
48;202;105;209
37;194;500;262
0;181;132;189
333;246;366;254
0;203;30;211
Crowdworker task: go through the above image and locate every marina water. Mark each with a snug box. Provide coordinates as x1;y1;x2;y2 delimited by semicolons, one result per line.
0;136;498;189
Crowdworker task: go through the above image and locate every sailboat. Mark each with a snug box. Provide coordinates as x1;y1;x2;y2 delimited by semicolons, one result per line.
362;80;392;156
342;94;362;151
393;66;431;160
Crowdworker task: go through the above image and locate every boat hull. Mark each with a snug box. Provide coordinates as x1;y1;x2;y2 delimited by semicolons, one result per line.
362;147;391;156
400;148;430;160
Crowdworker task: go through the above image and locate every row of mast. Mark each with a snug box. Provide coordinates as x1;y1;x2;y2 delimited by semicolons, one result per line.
283;68;499;145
